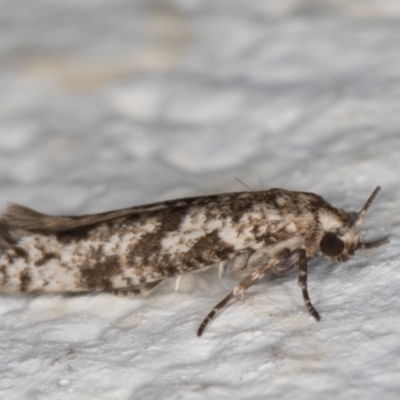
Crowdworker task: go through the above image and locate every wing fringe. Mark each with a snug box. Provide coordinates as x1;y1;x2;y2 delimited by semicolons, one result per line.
0;200;177;247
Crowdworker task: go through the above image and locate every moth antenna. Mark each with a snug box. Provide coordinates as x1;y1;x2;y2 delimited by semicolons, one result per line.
235;178;253;192
355;186;381;225
258;174;265;190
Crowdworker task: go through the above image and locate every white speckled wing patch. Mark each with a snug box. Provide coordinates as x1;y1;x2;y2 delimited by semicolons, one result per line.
0;187;387;335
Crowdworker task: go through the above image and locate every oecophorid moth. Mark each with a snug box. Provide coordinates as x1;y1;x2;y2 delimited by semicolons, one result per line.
0;186;387;336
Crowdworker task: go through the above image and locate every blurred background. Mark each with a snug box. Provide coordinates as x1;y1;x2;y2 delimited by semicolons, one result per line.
1;2;400;398
1;0;399;216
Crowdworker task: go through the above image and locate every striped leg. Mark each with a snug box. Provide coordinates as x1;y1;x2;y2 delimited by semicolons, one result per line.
198;249;304;336
197;269;267;337
297;249;320;321
197;292;234;337
197;249;294;337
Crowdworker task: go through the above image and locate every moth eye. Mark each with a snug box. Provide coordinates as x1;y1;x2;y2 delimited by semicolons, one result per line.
320;232;345;257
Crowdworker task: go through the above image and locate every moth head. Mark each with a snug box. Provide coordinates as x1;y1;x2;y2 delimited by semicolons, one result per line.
319;186;381;262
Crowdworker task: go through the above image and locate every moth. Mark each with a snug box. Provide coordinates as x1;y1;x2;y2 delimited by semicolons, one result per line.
0;186;387;336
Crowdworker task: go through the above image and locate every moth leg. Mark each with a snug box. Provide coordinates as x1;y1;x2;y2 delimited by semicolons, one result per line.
358;237;389;250
175;275;182;292
197;292;234;337
218;261;227;278
109;280;161;298
297;249;320;321
197;269;266;337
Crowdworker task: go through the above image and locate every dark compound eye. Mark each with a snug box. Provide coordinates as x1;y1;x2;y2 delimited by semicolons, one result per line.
320;232;345;257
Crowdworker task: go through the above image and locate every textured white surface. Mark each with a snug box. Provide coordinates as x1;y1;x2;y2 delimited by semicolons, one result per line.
1;1;400;399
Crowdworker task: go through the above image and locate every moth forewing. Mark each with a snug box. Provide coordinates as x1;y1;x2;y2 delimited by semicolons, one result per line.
0;187;387;336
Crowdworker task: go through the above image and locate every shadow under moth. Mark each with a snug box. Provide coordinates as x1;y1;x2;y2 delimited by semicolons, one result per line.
0;186;388;336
